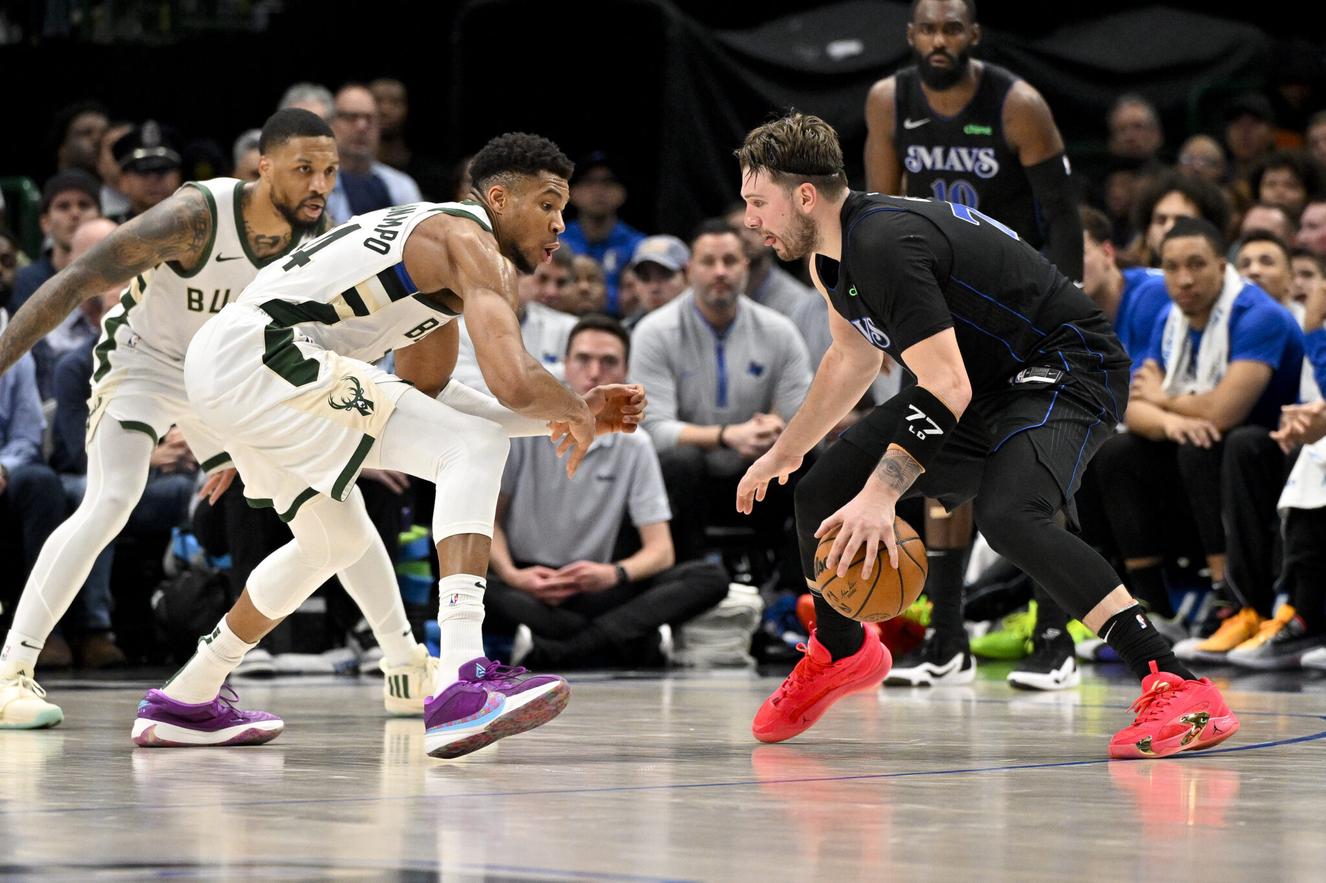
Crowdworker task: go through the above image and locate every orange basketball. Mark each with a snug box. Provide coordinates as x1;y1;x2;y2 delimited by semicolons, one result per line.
814;518;928;623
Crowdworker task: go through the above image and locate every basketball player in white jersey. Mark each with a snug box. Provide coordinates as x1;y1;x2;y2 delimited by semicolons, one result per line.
130;132;645;758
0;110;433;729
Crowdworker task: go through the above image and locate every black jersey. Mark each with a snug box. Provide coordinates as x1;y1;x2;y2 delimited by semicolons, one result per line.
893;63;1041;249
815;192;1127;397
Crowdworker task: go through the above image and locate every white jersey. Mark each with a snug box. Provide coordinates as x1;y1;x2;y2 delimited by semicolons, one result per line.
235;201;481;371
94;178;314;379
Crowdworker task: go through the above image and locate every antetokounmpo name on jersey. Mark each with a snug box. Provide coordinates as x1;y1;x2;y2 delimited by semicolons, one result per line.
904;145;1000;178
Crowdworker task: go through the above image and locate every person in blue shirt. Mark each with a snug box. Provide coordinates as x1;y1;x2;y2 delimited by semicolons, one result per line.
1094;217;1304;657
0;331;66;614
560;152;645;315
1081;206;1171;366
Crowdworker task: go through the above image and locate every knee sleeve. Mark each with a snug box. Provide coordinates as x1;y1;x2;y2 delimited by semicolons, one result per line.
246;488;375;619
431;416;509;540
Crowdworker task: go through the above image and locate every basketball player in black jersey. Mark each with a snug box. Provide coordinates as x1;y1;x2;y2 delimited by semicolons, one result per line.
734;112;1239;759
864;0;1084;690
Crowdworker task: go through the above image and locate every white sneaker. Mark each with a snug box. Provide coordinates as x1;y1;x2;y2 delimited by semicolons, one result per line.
380;643;437;716
0;673;64;729
511;624;534;667
1301;646;1326;670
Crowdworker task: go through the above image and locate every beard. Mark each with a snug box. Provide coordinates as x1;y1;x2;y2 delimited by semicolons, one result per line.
778;211;819;261
915;46;971;90
274;197;324;235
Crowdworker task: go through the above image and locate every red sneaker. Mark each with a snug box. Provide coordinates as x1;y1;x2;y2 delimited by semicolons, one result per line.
1109;661;1240;759
752;630;892;743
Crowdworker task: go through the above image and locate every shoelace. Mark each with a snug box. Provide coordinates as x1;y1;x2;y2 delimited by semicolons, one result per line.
216;683;241;710
1129;678;1184;724
775;643;830;699
5;674;47;697
478;662;528;682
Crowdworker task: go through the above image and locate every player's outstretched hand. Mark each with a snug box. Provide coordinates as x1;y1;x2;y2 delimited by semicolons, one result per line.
199;467;237;505
550;399;596;478
814;486;898;580
583;383;647;436
736;447;803;515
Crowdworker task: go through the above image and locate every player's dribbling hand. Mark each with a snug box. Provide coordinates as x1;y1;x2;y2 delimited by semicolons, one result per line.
735;447;803;514
815;485;898;580
198;467;237;505
581;383;647;436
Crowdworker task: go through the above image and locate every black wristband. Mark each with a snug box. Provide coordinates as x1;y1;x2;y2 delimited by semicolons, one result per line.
887;385;959;470
614;563;630;585
717;425;729;448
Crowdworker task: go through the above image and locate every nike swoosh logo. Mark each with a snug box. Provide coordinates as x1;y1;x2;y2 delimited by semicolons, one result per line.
903;118;930;130
20;640;42;650
215;254;244;262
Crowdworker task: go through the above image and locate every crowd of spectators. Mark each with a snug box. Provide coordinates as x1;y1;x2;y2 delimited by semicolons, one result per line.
3;71;1326;678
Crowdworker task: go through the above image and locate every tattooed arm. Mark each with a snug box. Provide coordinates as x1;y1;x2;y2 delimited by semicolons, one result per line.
874;444;924;496
0;187;212;377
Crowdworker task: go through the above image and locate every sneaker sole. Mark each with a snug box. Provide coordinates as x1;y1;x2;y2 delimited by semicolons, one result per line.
752;647;892;743
0;706;64;729
130;717;284;747
883;663;975;688
1109;713;1240;760
1007;670;1081;692
426;680;570;759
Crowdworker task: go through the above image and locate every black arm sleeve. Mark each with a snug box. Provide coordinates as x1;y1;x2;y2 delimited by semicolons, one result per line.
1025;153;1083;284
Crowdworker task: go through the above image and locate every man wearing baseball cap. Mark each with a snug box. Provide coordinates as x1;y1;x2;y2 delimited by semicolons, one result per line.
624;234;689;325
9;170;101;314
110;121;182;222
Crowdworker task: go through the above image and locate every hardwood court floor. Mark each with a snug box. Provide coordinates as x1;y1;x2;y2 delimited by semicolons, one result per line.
3;664;1324;881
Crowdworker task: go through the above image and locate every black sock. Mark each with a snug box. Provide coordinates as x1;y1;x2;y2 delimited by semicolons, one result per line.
1102;605;1195;681
1032;583;1070;639
926;546;969;646
1125;564;1174;618
812;592;864;660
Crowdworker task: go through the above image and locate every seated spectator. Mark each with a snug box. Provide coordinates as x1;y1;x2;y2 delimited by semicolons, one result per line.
565;255;608;316
1081;206;1172;365
0;228;27;313
1177;134;1228;185
95;120;133;220
1224;93;1278;184
232;128;261;181
1236;231;1293;305
617;265;640;319
278;81;335;121
9;170;101;315
451;253;577;394
1127;169;1230;267
1292;248;1326;317
630;220;812;580
525;246;574;313
622;235;688;329
1093;218;1303;660
724;201;808;318
561;152;645;314
484;315;728;667
1107;94;1165;167
325;83;421;223
1248;150;1323;220
0;313;65;637
369;77;450;201
109;121;183;223
1308;110;1326;170
1297;198;1326;257
1239;202;1297;246
52;101;109;177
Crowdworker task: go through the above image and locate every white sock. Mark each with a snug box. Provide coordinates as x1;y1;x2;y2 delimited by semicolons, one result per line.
0;629;43;678
436;573;486;691
161;618;257;704
336;542;419;668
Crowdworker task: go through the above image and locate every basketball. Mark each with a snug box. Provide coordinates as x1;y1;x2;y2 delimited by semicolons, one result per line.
814;518;928;623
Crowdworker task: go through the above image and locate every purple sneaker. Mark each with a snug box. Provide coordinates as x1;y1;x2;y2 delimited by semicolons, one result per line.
424;658;569;759
131;684;284;747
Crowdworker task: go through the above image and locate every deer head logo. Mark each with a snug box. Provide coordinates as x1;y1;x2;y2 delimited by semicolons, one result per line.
328;376;375;416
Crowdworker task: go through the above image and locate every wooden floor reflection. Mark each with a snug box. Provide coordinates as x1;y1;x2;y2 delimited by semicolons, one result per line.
3;665;1324;881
